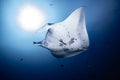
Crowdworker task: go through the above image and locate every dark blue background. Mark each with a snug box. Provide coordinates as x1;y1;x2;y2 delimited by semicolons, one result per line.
0;0;120;80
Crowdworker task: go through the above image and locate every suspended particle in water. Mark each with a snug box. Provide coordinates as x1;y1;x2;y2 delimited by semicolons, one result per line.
49;3;54;6
60;64;64;68
20;58;23;61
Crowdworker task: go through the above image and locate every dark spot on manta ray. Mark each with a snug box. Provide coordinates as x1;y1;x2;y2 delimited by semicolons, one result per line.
63;48;69;51
68;49;84;53
59;43;63;47
44;42;48;46
82;46;88;50
83;40;86;44
67;32;70;38
48;28;53;34
69;38;75;45
71;38;74;41
73;49;84;52
59;39;66;45
55;48;84;53
67;35;70;38
68;32;70;35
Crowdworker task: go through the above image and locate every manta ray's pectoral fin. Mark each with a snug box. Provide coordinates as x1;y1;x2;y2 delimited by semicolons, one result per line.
63;7;84;27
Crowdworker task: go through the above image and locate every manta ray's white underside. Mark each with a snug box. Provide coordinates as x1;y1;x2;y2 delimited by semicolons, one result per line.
34;7;89;58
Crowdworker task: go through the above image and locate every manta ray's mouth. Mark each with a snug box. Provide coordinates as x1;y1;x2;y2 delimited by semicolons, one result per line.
34;7;89;58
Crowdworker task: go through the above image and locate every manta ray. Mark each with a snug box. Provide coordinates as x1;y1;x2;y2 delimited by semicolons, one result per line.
33;7;89;58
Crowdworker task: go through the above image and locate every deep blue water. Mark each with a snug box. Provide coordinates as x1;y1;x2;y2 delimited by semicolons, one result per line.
0;0;120;80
